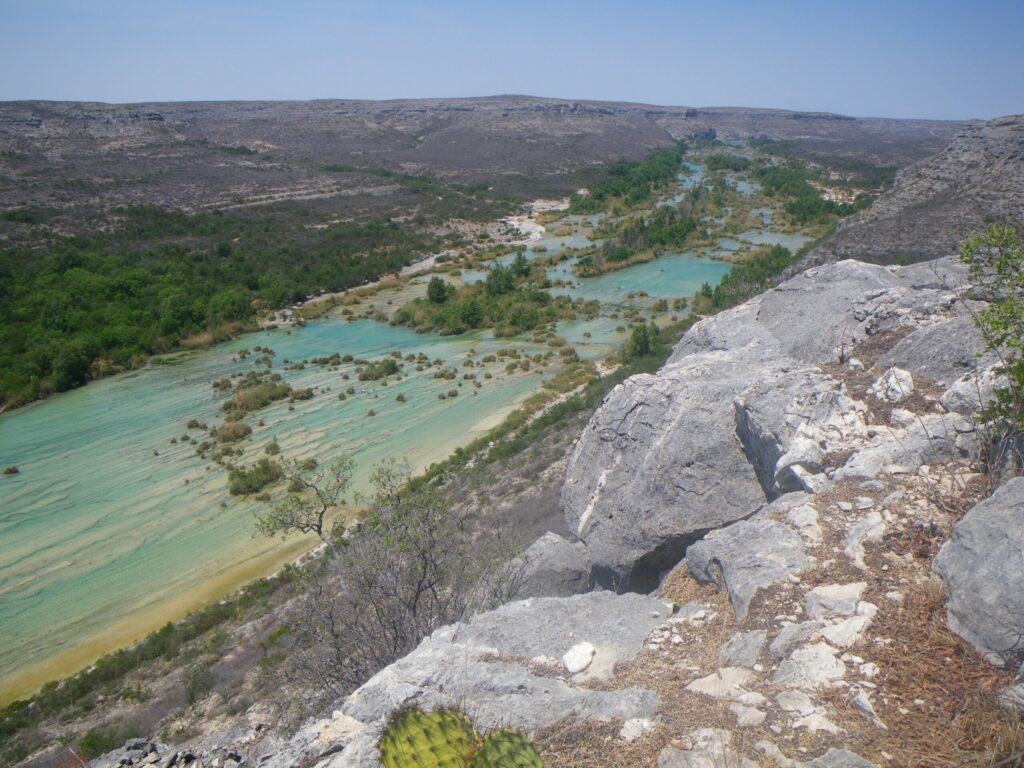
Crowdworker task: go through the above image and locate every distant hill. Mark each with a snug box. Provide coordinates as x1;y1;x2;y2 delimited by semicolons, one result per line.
0;96;960;235
790;114;1024;269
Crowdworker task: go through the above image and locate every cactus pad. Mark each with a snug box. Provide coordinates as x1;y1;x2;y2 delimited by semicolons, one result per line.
469;729;543;768
379;707;480;768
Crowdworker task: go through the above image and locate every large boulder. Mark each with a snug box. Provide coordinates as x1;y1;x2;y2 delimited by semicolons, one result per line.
934;477;1024;665
876;313;992;388
561;348;770;591
562;347;862;591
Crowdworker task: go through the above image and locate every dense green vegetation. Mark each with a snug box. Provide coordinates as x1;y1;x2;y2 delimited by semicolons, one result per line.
705;153;752;172
576;202;701;276
959;225;1024;433
695;244;795;312
752;164;867;224
393;259;596;336
748;138;898;188
567;142;688;213
0;170;513;409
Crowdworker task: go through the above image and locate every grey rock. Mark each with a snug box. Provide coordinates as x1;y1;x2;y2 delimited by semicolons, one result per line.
998;682;1024;715
769;621;826;659
934;477;1024;665
341;591;668;730
844;512;887;569
805;583;866;619
734;366;866;497
792;115;1024;269
868;367;914;402
513;532;591;598
835;412;976;480
719;630;768;668
941;363;1002;416
657;728;756;768
672;258;963;368
687;519;809;622
772;642;846;688
878;313;993;387
561;348;772;591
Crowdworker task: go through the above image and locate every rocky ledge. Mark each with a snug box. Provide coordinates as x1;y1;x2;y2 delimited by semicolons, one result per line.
93;256;1021;768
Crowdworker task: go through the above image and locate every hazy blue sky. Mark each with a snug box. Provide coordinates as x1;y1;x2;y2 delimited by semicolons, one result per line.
1;0;1021;119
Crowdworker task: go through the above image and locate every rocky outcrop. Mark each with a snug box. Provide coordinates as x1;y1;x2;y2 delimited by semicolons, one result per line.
687;518;810;621
934;477;1024;665
312;591;669;767
563;256;989;591
792;115;1024;269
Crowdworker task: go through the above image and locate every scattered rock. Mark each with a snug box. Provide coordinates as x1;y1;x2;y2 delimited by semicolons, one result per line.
770;620;826;659
835;412;976;480
852;690;887;729
776;690;817;716
843;513;886;569
773;643;846;688
562;641;596;674
869;367;914;402
686;667;754;700
657;728;757;768
719;630;768;668
619;717;654;742
806;583;866;619
687;519;809;621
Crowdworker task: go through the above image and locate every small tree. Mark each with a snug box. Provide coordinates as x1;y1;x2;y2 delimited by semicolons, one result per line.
623;322;659;360
254;455;355;554
272;458;523;701
960;225;1024;430
427;276;447;304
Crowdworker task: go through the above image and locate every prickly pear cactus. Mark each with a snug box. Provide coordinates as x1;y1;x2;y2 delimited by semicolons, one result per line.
469;729;543;768
379;707;480;768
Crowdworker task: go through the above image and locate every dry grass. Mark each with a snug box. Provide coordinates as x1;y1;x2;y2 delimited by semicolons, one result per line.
534;716;669;768
845;579;1024;768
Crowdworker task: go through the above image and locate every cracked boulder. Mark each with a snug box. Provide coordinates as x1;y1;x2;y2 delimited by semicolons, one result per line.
511;532;591;598
561;348;772;591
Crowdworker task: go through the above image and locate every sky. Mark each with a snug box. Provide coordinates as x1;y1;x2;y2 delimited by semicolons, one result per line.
1;0;1021;120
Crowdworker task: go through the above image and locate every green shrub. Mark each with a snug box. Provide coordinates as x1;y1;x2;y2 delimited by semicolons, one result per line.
217;421;252;443
228;459;283;495
960;225;1024;430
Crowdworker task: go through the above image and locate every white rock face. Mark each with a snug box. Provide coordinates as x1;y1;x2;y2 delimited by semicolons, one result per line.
562;641;596;674
657;728;757;768
844;512;886;569
806;583;867;619
820;615;873;649
773;643;847;688
869;367;914;402
685;667;753;699
619;717;654;742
